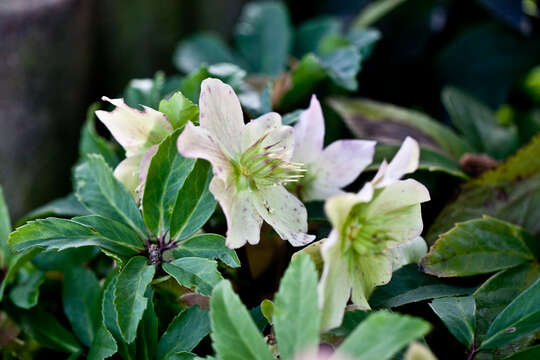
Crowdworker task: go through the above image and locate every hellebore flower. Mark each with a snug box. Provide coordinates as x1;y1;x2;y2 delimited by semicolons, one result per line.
291;95;376;201
177;78;315;249
95;97;173;197
317;137;430;331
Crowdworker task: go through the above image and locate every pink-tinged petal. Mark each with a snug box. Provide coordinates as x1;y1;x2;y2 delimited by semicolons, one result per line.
304;139;376;201
292;95;325;164
372;136;420;188
95;97;172;156
113;155;143;198
241;112;282;151
209;178;263;249
198;78;244;156
253;185;315;246
349;254;393;309
137;145;159;199
177;121;231;181
318;231;352;331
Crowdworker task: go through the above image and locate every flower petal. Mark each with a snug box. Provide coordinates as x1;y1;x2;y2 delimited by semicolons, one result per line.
253;185;315;246
292;95;325;164
303;139;376;201
209;178;263;249
350;254;393;309
113;155;143;198
199;78;244;156
388;236;428;272
96;97;172;156
318;231;352;331
241;112;282;151
137;145;159;199
372;136;419;188
177;121;231;180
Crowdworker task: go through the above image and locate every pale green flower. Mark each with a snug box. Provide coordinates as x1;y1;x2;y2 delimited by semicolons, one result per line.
318;137;430;331
177;78;315;249
95;97;173;197
291;95;376;201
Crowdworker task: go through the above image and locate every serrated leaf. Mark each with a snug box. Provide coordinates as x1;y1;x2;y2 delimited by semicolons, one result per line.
163;257;223;296
421;216;536;277
142;130;196;237
170;160;216;241
79;103;121;167
9;270;44;309
426;133;540;245
273;253;320;360
370;264;475;309
103;274;134;360
73;215;144;250
173;33;237;74
114;256;156;343
429;296;476;348
63;266;101;347
334;311;431;360
480;277;540;350
329;97;474;160
159;92;199;130
17;193;91;225
74;154;146;236
234;2;291;76
9;217;140;257
156;306;210;360
168;234;239;268
210;280;274;360
87;323;117;360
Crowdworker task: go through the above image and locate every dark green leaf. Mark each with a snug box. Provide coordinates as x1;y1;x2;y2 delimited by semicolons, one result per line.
9;217;140;257
157;306;210;360
273;253;320;360
429;296;476;348
421;216;535;277
336;311;431;360
234;2;291;75
370;264;476;309
163;257;223;296
320;46;361;91
481;278;540;350
136;288;158;360
79;103;121;167
17;193;90;225
143;129;196;237
280;54;327;109
0;185;11;268
63;266;101;347
74;215;144;250
9;270;44;309
442;87;519;159
426;134;540;245
294;16;341;57
502;345;540;360
159;92;199;130
328;310;370;337
74;154;146;237
114;256;156;343
210;280;274;360
170;160;216;241
347;28;381;58
173;33;237;74
124;72;165;109
87;323;117;360
169;234;239;268
0;248;42;301
180;66;211;103
32;246;99;271
329;97;474;160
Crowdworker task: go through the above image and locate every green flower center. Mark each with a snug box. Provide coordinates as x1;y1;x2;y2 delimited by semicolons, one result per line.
342;205;392;256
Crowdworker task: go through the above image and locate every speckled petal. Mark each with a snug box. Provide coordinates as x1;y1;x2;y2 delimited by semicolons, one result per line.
304;139;376;201
292;95;325;164
95;97;172;157
209;178;263;249
198;78;245;156
177;121;232;180
253;185;315;246
241;112;282;151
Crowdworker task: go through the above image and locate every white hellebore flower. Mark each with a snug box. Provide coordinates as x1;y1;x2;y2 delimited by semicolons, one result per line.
177;78;315;249
291;95;376;201
95;97;173;198
318;137;430;331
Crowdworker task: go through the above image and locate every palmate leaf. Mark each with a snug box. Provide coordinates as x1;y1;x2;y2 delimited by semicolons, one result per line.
480;277;540;350
273;253;320;360
429;296;476;348
420;216;536;277
210;280;274;360
142;129;196;237
162;257;223;296
74;154;146;237
156;306;210;360
168;234;240;268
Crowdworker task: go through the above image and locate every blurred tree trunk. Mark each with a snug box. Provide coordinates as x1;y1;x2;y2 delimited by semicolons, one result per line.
0;0;92;220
